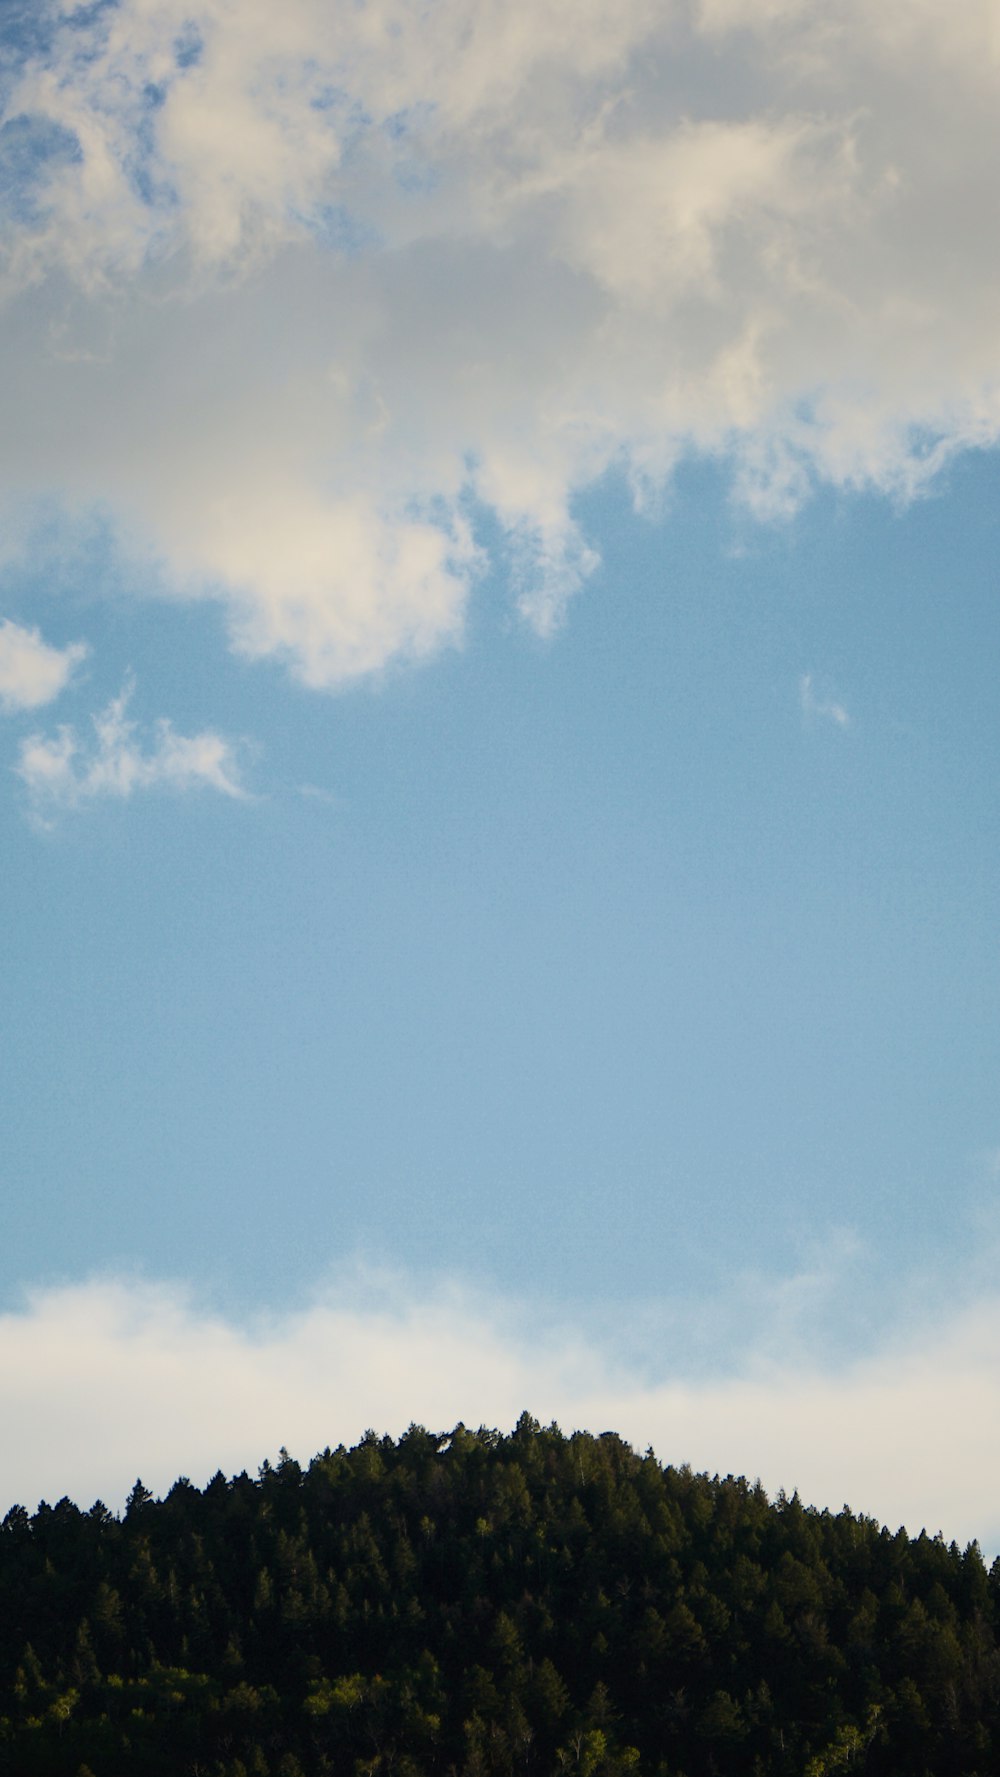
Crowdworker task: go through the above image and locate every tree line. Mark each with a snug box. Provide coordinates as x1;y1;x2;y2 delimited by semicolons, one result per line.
0;1415;997;1776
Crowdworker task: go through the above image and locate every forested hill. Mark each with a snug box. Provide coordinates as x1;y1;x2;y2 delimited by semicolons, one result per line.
1;1419;997;1777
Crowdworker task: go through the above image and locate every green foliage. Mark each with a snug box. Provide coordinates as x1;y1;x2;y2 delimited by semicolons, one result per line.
0;1423;996;1774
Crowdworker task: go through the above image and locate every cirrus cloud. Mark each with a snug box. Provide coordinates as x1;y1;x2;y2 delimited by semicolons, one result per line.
16;677;248;814
799;673;850;729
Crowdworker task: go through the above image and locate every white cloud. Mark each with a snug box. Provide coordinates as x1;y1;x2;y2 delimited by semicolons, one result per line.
799;672;850;728
0;618;86;711
4;1265;1000;1552
16;678;247;812
2;1;1000;683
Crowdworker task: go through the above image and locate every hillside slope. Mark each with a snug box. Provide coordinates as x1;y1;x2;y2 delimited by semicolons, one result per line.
0;1417;996;1776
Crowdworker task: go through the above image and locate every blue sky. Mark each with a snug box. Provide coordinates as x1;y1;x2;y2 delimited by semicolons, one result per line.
5;458;1000;1321
2;0;1000;1545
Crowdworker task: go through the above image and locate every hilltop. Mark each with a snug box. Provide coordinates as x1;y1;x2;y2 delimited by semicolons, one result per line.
0;1416;995;1776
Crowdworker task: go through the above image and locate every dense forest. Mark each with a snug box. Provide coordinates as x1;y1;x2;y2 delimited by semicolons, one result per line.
1;1416;997;1777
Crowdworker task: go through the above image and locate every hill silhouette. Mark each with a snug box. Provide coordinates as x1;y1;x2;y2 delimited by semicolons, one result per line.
0;1416;995;1775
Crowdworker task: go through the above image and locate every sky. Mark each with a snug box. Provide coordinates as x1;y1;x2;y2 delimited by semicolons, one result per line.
2;0;1000;1548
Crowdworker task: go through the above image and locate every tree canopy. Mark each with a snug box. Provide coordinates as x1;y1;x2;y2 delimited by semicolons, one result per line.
0;1416;996;1776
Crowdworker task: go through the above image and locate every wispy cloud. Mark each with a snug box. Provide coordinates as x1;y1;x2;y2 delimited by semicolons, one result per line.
1;1;999;684
16;678;247;814
800;673;850;729
0;617;86;712
4;1266;1000;1551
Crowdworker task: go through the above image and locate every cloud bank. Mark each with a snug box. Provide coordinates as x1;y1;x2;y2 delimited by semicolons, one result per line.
5;1269;1000;1553
2;0;1000;684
